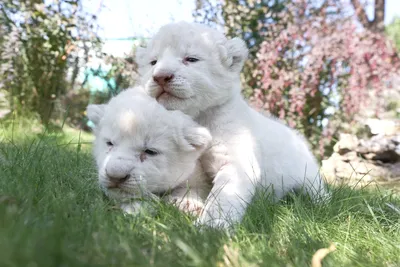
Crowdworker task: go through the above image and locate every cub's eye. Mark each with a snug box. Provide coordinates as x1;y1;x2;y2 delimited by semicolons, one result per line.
150;60;157;66
144;149;158;156
184;57;199;63
106;141;113;146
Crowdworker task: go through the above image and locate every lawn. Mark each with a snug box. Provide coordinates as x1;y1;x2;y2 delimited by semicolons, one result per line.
0;121;399;267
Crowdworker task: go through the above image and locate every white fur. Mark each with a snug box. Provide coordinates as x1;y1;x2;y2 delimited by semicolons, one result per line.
87;88;211;216
136;21;327;228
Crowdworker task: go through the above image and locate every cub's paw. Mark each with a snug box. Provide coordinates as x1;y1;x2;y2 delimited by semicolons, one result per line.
167;196;205;217
194;215;231;229
120;201;153;216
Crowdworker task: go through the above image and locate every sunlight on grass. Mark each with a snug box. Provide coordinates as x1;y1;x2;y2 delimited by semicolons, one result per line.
0;120;399;267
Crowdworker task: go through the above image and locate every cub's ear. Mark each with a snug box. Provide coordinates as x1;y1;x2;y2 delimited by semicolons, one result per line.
135;46;146;66
86;104;106;126
180;126;212;152
219;37;248;73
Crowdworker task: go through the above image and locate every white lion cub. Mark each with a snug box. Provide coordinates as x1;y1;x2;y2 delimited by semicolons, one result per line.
86;88;211;215
135;21;327;228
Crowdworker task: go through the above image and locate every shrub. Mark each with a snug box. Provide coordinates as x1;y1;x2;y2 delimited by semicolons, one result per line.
0;0;101;125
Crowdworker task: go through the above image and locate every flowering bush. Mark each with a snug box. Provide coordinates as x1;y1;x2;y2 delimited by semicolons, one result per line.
252;0;399;158
195;0;400;158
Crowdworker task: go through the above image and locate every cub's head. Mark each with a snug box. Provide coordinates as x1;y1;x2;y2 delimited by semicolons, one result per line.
136;21;248;116
86;88;211;200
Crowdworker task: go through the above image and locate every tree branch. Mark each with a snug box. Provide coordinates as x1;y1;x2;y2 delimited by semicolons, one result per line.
350;0;371;29
371;0;385;32
351;0;386;33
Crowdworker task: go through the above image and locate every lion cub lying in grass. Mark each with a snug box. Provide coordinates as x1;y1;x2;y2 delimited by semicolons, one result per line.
86;88;211;216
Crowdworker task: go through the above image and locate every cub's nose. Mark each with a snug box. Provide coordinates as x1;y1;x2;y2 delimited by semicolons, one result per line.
153;73;174;86
105;158;133;187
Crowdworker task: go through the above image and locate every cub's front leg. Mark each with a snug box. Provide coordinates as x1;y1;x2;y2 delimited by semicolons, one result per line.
197;164;256;228
197;144;259;228
165;186;206;217
165;163;211;217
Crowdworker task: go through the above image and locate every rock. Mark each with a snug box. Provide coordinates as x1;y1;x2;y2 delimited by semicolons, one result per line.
365;118;399;136
387;162;400;180
342;151;358;162
396;145;400;157
322;119;400;187
392;135;400;145
333;134;359;155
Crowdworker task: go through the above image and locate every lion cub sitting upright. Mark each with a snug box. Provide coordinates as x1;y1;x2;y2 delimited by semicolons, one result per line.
86;88;211;215
135;21;328;228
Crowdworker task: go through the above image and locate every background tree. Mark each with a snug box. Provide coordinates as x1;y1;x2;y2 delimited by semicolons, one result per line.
0;0;101;125
350;0;385;33
195;0;399;159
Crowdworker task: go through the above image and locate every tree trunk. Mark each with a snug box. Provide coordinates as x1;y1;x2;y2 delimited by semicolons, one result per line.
350;0;386;33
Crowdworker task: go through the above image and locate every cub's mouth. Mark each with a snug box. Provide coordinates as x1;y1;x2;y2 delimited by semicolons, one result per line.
156;91;187;101
155;86;190;101
156;91;174;101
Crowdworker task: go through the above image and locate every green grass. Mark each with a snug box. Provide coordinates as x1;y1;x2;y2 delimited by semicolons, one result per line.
0;122;399;267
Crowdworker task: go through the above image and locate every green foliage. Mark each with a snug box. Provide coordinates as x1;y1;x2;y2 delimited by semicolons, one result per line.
88;41;143;98
72;40;143;128
386;16;400;52
103;43;142;92
0;125;399;266
0;0;101;125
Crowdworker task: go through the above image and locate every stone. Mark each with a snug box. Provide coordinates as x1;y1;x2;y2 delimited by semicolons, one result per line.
322;119;400;188
333;134;359;155
396;145;400;157
365;118;399;136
